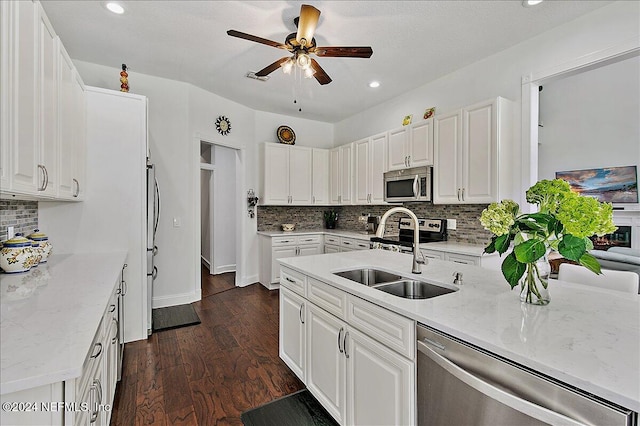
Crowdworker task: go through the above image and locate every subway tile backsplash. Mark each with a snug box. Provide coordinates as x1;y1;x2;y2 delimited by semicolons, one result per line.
0;200;39;241
257;203;492;245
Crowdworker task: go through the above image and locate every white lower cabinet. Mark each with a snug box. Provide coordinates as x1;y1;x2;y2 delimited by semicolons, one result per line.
279;287;306;381
280;267;416;426
260;234;323;289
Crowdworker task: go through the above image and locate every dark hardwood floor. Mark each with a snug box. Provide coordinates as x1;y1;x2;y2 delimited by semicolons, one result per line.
109;266;304;425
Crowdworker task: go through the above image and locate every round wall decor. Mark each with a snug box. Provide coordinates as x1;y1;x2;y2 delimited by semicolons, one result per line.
215;115;231;136
277;125;296;145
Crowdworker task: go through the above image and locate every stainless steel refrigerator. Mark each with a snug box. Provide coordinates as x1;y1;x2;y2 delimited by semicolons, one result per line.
147;161;160;335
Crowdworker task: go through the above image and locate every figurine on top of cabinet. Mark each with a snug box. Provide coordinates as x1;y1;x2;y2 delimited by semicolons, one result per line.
120;63;129;92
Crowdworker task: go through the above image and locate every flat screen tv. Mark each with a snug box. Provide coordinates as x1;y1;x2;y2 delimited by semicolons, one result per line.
555;165;638;204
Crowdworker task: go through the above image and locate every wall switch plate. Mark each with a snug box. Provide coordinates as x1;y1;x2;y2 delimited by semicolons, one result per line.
447;219;457;230
7;226;14;239
173;217;181;227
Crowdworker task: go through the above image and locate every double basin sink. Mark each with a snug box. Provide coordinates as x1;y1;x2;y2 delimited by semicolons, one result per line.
333;268;456;300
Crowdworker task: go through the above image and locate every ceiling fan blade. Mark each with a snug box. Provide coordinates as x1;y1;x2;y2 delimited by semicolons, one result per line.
255;57;291;77
227;30;288;50
296;4;321;47
310;59;332;85
314;46;373;58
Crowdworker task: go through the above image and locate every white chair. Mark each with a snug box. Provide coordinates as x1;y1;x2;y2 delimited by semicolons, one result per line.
558;263;639;294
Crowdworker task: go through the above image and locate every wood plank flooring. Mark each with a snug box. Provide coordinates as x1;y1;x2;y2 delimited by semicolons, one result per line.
109;267;304;425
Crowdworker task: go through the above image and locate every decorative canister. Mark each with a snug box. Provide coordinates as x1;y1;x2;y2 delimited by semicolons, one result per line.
0;233;35;273
27;229;52;263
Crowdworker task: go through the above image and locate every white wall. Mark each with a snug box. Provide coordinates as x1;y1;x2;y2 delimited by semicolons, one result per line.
333;1;640;202
538;55;640;180
72;60;334;312
212;144;237;274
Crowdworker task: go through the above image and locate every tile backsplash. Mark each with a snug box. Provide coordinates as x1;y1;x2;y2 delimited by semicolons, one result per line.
257;203;492;245
0;200;39;241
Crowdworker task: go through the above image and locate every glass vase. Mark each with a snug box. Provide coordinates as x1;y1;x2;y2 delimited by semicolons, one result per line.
519;252;551;305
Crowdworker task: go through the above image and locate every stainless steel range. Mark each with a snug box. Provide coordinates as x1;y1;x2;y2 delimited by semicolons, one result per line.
371;218;447;253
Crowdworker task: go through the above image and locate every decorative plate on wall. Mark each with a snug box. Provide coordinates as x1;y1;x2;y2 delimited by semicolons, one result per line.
277;125;296;145
215;115;231;135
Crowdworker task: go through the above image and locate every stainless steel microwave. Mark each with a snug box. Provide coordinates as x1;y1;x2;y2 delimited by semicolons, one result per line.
384;166;432;202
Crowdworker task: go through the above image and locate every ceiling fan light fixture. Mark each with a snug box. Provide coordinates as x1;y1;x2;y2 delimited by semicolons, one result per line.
304;67;316;78
282;58;294;74
522;0;543;7
296;53;312;70
105;2;125;14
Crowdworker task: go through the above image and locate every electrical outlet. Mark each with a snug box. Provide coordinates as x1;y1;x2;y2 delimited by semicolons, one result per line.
447;219;457;230
7;226;14;239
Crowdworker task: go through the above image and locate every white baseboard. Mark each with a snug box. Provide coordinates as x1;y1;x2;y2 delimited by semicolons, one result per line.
152;291;199;309
214;263;236;275
201;256;211;271
238;273;259;287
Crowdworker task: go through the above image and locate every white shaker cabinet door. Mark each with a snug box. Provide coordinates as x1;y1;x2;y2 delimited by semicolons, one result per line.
289;146;312;204
370;132;387;204
263;143;290;204
354;138;370;204
306;303;347;425
280;287;306;381
387;126;409;171
433;110;462;204
462;100;497;203
311;148;329;204
347;327;415;426
409;119;434;167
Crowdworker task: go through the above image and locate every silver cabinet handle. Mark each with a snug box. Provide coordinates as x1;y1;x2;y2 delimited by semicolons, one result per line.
407;155;411;166
112;318;119;344
337;327;344;353
285;277;296;284
152;266;158;280
43;166;49;190
313;196;316;204
90;342;102;359
413;175;420;199
457;188;461;201
89;380;99;423
153;245;158;256
73;178;79;197
344;331;350;359
109;304;116;313
299;303;305;324
280;240;291;243
461;188;465;201
89;378;103;423
416;339;584;426
37;165;46;191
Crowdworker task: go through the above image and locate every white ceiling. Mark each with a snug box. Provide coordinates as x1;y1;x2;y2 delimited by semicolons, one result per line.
41;1;613;123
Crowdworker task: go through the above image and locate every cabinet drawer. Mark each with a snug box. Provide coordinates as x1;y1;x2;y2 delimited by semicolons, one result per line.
325;235;340;245
297;235;322;244
421;249;444;260
308;278;347;320
347;295;415;359
77;317;106;398
352;240;371;250
340;238;357;249
445;253;479;265
280;267;306;296
272;236;298;246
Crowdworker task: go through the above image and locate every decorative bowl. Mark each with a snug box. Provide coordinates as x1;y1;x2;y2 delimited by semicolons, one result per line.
282;223;296;232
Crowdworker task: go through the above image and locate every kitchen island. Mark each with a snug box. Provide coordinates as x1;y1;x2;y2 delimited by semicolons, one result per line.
278;249;639;420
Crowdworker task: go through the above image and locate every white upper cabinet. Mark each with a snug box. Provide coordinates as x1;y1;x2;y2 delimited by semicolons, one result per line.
433;97;514;204
0;0;86;200
330;143;353;205
354;132;387;205
311;148;329;205
261;143;313;205
387;119;434;171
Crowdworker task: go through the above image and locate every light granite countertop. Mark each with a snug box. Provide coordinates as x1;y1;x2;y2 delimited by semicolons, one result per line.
257;229;379;240
279;249;640;412
0;252;127;395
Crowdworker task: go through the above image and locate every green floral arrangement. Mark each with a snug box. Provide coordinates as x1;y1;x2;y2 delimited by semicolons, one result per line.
480;179;616;304
324;210;338;229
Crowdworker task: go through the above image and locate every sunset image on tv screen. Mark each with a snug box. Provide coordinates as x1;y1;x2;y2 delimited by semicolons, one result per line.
555;165;638;203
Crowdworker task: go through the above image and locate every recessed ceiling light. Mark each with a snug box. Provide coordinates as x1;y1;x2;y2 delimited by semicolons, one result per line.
369;81;380;88
522;0;543;7
105;2;125;14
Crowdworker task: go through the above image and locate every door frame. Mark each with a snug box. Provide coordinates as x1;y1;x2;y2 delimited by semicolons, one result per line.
520;38;639;211
192;134;245;297
199;165;215;273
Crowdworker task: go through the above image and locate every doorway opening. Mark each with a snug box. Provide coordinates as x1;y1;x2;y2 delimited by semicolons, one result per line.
200;142;239;283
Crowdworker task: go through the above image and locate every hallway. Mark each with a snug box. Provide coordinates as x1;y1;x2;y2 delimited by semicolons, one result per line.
109;269;304;425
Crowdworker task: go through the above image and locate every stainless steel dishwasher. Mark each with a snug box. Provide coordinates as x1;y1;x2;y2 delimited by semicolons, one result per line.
417;324;636;426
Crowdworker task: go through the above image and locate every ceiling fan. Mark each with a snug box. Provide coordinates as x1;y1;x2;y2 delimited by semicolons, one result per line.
227;4;373;85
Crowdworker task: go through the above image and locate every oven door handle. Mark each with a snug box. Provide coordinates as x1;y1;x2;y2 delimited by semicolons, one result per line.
417;339;584;426
413;175;420;199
